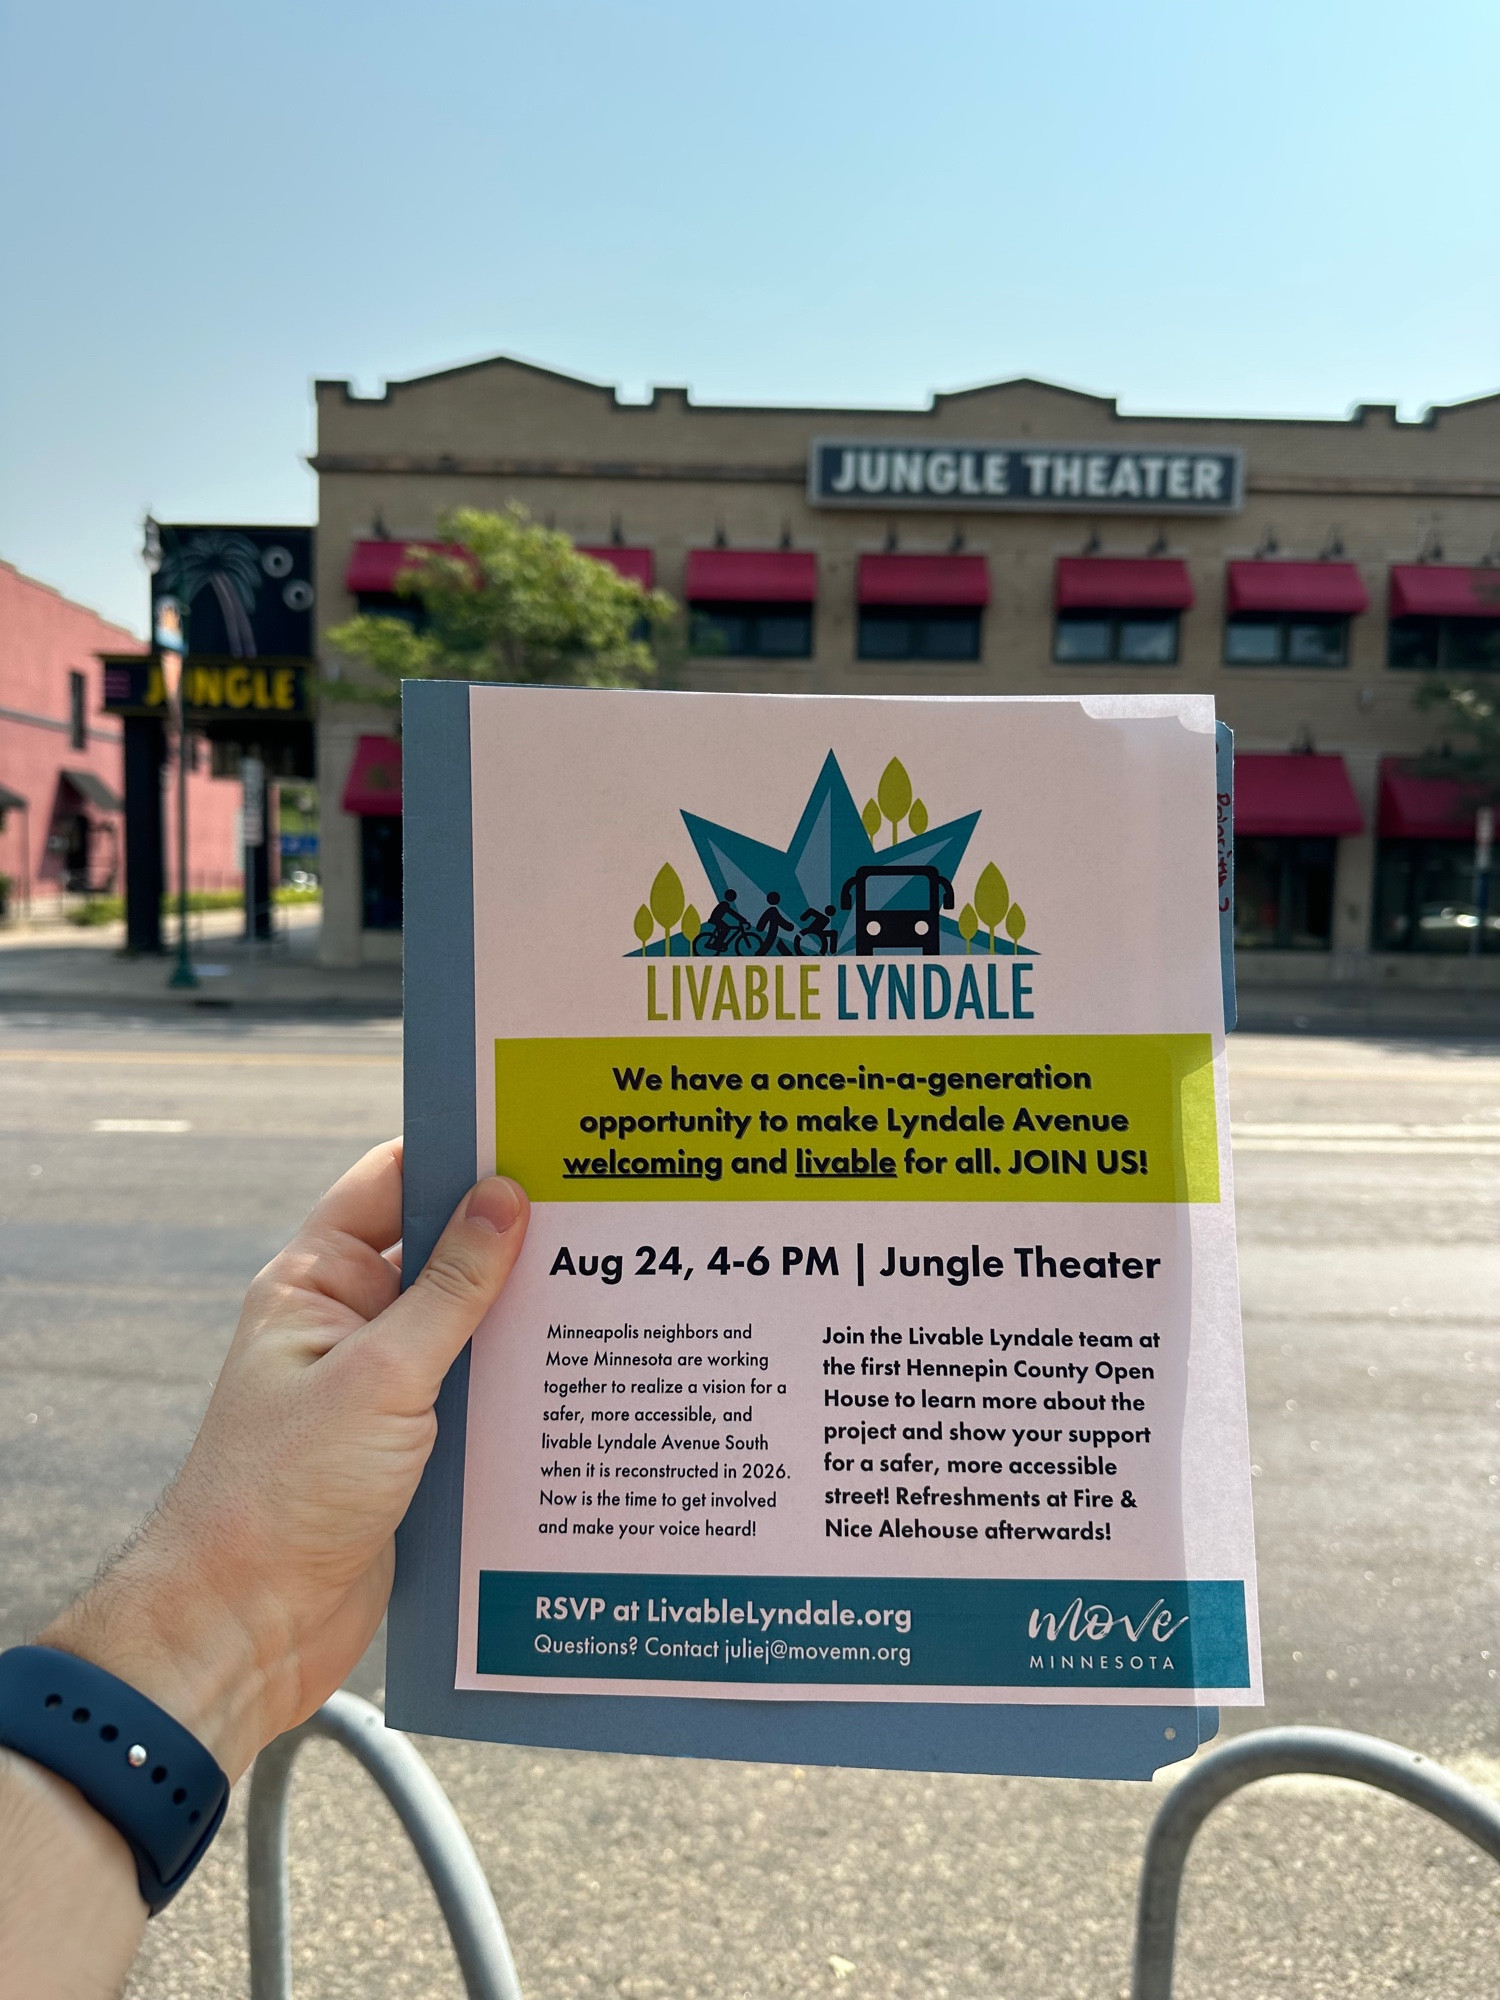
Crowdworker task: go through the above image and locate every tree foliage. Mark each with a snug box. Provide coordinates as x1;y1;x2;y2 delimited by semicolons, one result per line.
876;758;914;844
650;863;686;938
972;863;1010;951
325;505;676;707
1414;678;1500;806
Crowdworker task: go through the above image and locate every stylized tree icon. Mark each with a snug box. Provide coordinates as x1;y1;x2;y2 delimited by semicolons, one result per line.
876;758;913;845
681;905;701;949
958;903;979;954
973;863;1010;954
861;798;882;839
908;798;929;836
1005;903;1027;947
649;864;685;951
633;905;654;950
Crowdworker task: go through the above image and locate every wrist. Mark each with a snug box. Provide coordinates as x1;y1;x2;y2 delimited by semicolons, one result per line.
39;1549;290;1784
0;1742;148;1978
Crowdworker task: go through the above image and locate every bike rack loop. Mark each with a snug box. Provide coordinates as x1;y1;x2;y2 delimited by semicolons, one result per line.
1131;1725;1500;2000
246;1690;523;2000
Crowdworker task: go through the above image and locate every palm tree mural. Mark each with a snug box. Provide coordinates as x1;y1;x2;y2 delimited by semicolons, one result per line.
158;531;264;658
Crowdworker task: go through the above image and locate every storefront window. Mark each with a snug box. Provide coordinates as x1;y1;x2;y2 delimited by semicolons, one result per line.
1225;615;1348;666
361;814;403;930
1234;836;1336;950
1373;838;1500;952
858;607;981;662
1054;613;1178;664
1388;617;1500;672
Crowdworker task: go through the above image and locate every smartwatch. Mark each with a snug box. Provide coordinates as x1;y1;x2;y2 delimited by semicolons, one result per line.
0;1646;230;1914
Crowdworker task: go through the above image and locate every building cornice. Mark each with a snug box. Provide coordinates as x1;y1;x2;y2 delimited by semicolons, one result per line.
309;452;1500;502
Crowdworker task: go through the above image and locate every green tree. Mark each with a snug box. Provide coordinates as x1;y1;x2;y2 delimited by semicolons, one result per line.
876;758;914;844
632;905;654;950
908;798;929;836
650;863;686;951
957;903;979;954
1414;678;1500;806
325;505;677;707
972;863;1010;953
1005;903;1027;947
861;798;882;840
681;905;702;950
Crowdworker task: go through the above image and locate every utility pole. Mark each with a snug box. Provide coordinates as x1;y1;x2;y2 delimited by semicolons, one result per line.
145;518;198;990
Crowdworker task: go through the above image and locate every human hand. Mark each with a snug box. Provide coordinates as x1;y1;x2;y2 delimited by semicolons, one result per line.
40;1140;529;1782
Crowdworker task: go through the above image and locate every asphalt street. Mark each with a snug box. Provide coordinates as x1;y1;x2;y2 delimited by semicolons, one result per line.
1;1011;1496;1998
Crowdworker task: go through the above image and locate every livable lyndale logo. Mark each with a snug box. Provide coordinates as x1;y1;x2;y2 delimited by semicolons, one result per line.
627;751;1038;973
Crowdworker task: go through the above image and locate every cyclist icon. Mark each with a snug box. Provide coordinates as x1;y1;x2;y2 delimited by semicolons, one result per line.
695;889;759;956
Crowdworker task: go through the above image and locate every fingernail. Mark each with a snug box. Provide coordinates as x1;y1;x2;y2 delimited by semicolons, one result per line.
465;1177;524;1236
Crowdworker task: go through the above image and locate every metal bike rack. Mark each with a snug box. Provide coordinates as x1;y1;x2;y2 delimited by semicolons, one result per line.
1131;1725;1500;2000
247;1703;1500;2000
246;1690;523;2000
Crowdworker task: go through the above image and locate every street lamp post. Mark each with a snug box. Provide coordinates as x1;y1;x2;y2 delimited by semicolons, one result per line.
144;518;198;991
1472;805;1494;961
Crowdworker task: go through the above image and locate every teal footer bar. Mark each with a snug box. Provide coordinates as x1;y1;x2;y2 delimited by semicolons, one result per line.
477;1573;1250;1690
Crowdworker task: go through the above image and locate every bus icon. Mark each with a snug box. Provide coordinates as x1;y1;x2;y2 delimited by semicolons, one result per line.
839;864;954;957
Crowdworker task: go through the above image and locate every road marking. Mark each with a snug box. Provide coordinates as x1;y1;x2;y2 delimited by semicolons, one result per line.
1235;1123;1500;1140
91;1118;192;1133
0;1050;398;1067
1230;1064;1500;1083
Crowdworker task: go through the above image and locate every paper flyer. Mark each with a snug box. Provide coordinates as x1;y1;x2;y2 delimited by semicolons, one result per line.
450;685;1260;1710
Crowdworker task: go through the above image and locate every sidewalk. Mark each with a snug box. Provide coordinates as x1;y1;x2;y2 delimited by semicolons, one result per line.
1235;978;1500;1037
0;905;401;1016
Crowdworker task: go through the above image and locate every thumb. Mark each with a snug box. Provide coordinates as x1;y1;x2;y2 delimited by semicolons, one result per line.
355;1177;530;1401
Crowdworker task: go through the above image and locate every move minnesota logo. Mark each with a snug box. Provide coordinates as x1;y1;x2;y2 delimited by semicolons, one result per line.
628;752;1036;962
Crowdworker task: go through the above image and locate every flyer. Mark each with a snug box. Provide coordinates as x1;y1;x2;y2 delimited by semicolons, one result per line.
438;684;1259;1718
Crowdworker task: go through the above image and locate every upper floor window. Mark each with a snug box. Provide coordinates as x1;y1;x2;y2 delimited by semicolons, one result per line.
1052;557;1192;667
855;554;989;665
689;603;813;659
1225;614;1348;666
858;607;981;662
1387;565;1500;671
1224;560;1365;669
1388;617;1500;672
68;669;87;750
684;549;817;662
1054;612;1179;665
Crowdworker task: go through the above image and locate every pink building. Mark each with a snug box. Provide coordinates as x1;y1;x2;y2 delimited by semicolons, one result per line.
0;560;242;914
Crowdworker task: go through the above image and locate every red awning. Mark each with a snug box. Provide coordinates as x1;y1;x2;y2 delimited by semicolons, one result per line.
1226;561;1368;617
1054;557;1194;612
342;735;402;816
1378;759;1486;839
685;550;818;603
857;554;990;608
576;546;655;589
1234;754;1363;837
344;540;478;594
1389;565;1500;620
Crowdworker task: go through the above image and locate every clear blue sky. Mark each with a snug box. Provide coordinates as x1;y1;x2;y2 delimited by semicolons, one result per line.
2;0;1495;635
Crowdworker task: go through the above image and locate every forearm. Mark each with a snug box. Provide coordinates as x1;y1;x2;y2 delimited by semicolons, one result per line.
0;1747;146;2000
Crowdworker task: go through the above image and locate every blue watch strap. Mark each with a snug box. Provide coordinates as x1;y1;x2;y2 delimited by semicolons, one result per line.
0;1646;230;1915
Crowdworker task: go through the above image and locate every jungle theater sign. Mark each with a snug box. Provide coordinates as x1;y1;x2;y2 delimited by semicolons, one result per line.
808;439;1244;514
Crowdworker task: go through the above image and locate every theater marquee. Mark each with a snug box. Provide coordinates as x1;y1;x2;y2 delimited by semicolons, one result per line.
809;440;1244;515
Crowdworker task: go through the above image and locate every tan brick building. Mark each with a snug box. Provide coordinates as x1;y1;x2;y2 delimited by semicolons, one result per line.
312;357;1500;991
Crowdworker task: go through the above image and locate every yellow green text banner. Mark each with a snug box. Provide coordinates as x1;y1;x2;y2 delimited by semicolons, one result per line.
495;1035;1219;1204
